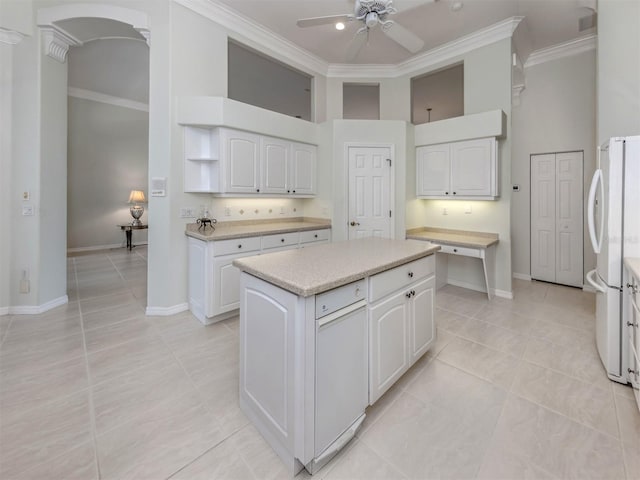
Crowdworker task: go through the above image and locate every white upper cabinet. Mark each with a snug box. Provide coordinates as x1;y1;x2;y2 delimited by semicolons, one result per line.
416;137;499;200
183;126;316;196
290;142;316;195
222;129;261;194
261;136;290;194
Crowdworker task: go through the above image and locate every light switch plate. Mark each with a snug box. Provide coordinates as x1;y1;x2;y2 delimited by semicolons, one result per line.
22;205;34;216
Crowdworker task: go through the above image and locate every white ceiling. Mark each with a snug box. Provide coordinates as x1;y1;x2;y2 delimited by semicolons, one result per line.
215;0;597;65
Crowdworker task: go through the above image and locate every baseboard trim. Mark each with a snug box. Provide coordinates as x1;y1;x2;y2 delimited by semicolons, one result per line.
0;307;9;316
447;278;513;300
67;241;149;254
512;273;532;281
8;295;69;315
146;303;189;316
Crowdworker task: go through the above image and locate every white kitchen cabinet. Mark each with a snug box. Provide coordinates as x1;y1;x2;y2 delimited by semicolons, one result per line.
222;129;261;194
368;255;435;404
416;137;498;200
188;228;331;324
624;261;640;411
261;136;290;194
290;142;316;195
182;125;316;196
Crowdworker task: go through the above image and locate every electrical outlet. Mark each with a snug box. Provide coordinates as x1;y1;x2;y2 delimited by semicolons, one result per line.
465;204;472;214
19;269;30;294
442;207;448;216
179;207;196;218
224;206;231;216
280;206;286;215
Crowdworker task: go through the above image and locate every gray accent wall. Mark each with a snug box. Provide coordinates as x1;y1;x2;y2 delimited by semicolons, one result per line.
67;97;149;249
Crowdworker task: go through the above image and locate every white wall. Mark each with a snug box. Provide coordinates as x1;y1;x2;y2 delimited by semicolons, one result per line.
0;43;13;311
511;50;596;282
597;0;640;144
67;97;149;249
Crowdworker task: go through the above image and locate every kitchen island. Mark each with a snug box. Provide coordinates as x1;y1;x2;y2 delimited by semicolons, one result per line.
233;238;440;475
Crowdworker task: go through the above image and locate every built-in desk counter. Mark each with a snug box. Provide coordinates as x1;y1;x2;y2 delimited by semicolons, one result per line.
407;227;499;299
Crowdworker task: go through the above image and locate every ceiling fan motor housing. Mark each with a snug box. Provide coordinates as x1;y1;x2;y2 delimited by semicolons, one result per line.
356;0;393;19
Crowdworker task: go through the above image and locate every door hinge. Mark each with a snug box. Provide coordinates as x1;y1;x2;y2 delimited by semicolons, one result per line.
386;158;392;166
389;210;392;218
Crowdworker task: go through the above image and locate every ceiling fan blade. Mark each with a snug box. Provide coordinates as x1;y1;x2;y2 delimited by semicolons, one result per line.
345;30;368;61
296;14;353;28
382;21;425;53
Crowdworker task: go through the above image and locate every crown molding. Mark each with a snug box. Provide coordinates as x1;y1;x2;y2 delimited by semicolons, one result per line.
174;0;329;76
68;87;149;112
40;26;82;63
525;34;596;68
328;16;524;78
0;28;26;45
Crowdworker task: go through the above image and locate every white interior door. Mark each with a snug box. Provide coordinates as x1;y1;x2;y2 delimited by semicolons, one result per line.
348;146;392;239
531;152;584;287
555;152;583;287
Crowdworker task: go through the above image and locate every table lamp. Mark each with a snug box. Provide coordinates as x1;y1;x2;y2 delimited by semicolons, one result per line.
128;190;146;226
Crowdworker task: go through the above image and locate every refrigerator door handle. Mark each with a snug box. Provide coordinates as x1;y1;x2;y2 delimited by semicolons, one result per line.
587;168;604;254
586;269;607;293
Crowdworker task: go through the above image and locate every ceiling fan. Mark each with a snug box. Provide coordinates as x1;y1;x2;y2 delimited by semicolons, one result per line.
296;0;429;60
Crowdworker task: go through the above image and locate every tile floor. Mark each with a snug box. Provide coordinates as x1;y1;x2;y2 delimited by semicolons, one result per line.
0;247;638;479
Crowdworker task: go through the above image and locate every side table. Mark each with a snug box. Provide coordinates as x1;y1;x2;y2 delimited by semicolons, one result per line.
117;224;148;251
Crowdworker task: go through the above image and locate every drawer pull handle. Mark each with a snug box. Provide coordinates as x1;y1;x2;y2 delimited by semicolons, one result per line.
628;321;639;328
408;271;414;278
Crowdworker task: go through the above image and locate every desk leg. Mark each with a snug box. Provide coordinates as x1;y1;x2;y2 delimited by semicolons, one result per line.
126;229;132;251
481;245;496;301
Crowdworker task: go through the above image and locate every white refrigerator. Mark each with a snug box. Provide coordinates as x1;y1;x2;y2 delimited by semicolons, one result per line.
587;136;640;383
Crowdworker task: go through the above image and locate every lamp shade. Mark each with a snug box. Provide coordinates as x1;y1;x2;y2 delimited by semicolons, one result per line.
128;190;146;204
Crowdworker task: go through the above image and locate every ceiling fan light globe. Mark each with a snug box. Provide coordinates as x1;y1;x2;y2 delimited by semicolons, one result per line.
365;12;379;28
335;22;345;30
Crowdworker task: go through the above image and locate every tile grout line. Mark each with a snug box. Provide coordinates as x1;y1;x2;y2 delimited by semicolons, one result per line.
611;390;630;480
74;256;103;479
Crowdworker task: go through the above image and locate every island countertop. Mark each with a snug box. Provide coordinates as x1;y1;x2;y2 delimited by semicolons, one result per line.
185;217;330;241
233;237;440;297
406;227;499;249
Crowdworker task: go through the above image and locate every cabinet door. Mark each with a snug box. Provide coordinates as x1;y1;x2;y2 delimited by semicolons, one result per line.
188;238;210;321
369;291;410;404
450;138;494;196
290;142;316;195
222;129;261;193
261;136;290;194
416;144;451;197
212;256;243;315
409;276;435;363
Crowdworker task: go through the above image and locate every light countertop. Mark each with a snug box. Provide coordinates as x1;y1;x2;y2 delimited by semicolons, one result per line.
233;237;440;297
625;257;640;280
406;227;499;249
185;217;330;241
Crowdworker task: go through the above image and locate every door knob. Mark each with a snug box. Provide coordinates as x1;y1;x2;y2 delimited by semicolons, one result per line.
350;221;360;226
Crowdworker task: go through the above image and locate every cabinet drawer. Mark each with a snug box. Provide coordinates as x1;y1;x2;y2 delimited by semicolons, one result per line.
300;229;330;244
262;232;299;250
438;244;482;258
369;255;435;303
212;236;261;256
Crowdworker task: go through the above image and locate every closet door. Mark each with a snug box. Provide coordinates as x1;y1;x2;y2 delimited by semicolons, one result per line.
531;154;557;283
531;152;583;287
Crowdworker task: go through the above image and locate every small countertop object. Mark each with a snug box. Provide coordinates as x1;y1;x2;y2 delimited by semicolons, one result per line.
406;226;499;249
233;237;440;297
185;217;330;241
625;257;640;279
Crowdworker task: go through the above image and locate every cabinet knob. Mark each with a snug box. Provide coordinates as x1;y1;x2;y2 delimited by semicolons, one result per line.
314;234;318;238
238;244;242;249
408;271;414;278
445;192;449;195
411;290;416;296
281;238;285;243
350;221;360;226
406;292;412;298
453;192;457;195
293;190;296;193
256;188;260;193
453;248;458;253
628;321;639;327
287;190;291;193
629;368;638;376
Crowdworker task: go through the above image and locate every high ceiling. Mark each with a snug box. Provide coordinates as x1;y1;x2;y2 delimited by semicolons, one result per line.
214;0;597;65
